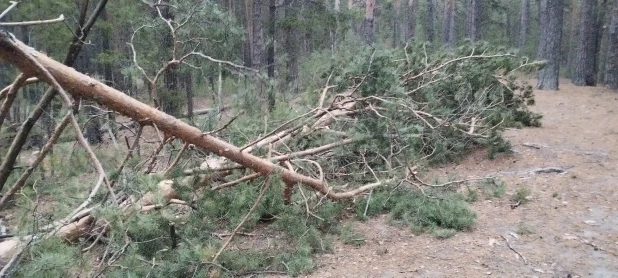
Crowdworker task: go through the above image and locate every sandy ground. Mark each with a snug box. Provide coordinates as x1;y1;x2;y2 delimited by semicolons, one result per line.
306;82;618;278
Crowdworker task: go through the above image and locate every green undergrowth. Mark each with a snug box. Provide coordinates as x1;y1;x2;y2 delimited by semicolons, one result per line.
9;174;494;277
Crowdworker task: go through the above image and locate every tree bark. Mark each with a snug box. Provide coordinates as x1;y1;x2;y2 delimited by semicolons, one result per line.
572;0;599;86
536;0;564;90
605;2;618;89
267;0;276;110
363;0;376;44
442;0;456;47
251;0;264;69
284;0;299;92
393;0;402;47
0;30;380;200
183;71;194;123
425;0;436;43
160;3;180;115
465;0;481;42
518;0;530;49
406;0;417;41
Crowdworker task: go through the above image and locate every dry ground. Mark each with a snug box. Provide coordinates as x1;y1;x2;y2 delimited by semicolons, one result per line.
306;82;618;278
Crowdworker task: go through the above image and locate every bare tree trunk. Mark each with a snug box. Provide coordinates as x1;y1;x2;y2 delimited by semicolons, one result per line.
518;0;530;49
425;0;435;43
536;0;564;90
573;0;599;86
159;2;180;115
243;0;253;67
252;0;264;70
465;0;481;41
183;71;194;123
266;0;276;79
267;0;276;110
284;0;299;92
442;0;456;47
393;0;402;47
363;0;376;44
406;0;417;41
605;2;618;89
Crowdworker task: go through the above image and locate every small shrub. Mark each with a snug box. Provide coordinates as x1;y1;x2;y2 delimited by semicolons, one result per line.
432;228;457;239
338;223;366;246
516;222;535;235
479;178;506;199
512;186;532;204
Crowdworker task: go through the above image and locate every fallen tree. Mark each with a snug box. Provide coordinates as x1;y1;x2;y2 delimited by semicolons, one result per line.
0;30;382;200
0;16;543;274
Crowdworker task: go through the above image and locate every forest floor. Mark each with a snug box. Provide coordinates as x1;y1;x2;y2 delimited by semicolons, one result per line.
304;81;618;278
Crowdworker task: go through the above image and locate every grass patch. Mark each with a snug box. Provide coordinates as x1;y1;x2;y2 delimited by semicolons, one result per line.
338;223;366;246
512;186;532;205
516;222;535;235
479;178;506;199
355;186;476;233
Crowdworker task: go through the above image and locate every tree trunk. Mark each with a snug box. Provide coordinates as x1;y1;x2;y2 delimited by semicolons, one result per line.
406;0;417;41
251;0;264;69
518;0;530;49
284;0;300;92
573;0;599;86
267;0;276;110
266;0;276;79
393;0;402;47
160;3;179;115
363;0;376;44
183;71;194;123
465;0;481;41
536;0;564;90
425;0;436;43
605;2;618;89
442;0;456;47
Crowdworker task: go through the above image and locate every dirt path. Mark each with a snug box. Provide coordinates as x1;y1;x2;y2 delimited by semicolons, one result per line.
309;82;618;278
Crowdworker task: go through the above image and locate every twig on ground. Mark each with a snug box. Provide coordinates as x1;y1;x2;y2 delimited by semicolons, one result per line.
501;235;527;264
530;167;566;175
522;142;547;149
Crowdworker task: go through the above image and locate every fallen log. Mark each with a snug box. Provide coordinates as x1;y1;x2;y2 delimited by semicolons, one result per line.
0;30;383;200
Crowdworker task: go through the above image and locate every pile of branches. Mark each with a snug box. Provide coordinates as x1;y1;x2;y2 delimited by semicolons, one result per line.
0;4;541;273
198;43;542;198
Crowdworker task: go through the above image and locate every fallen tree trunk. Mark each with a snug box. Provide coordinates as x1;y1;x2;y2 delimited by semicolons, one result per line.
0;30;381;200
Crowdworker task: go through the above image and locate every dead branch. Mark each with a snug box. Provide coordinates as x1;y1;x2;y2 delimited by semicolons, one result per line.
530;167;566;175
212;175;272;263
163;142;189;176
111;125;144;187
0;112;72;209
12;35;117;210
0;14;65;26
0;0;108;192
0;1;19;21
408;167;493;188
0;77;38;101
501;234;527;264
0;74;28;129
212;172;262;190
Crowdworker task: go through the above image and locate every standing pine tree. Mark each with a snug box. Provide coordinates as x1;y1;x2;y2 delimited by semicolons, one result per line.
572;0;599;86
518;0;530;49
605;1;618;89
425;0;436;43
536;0;564;90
